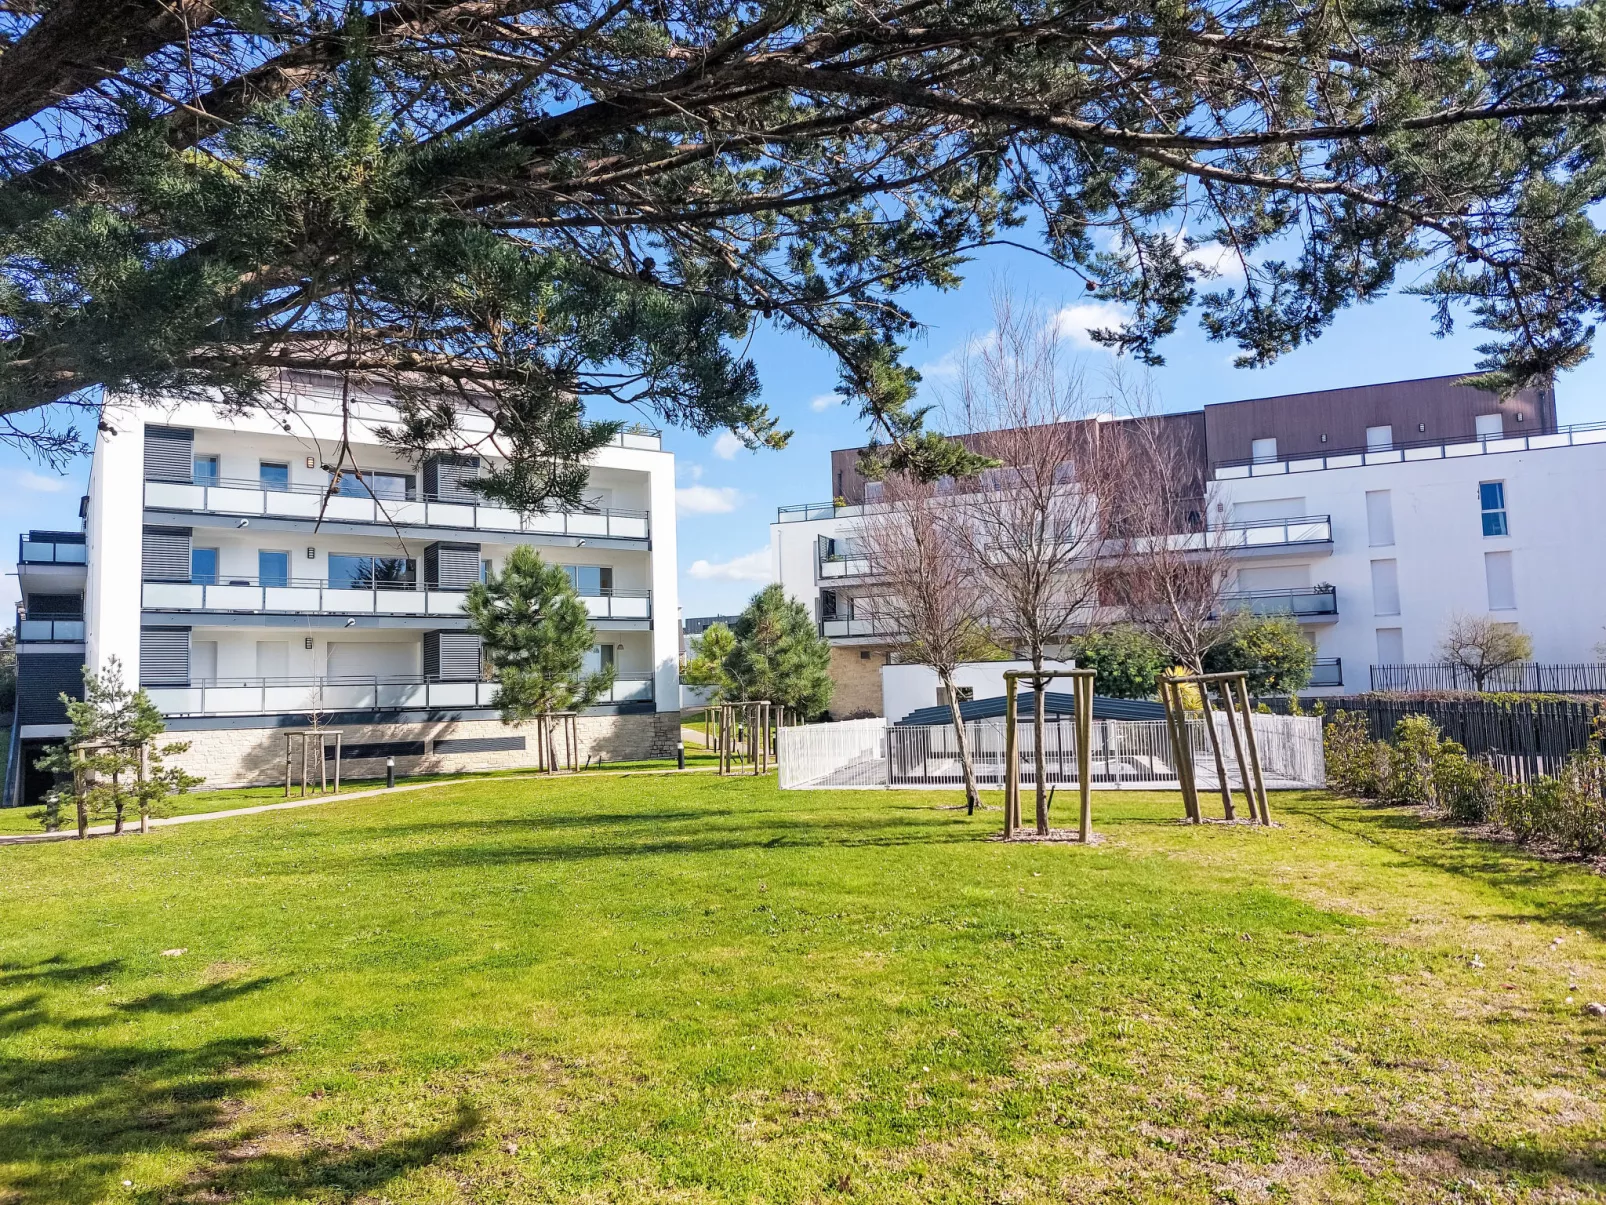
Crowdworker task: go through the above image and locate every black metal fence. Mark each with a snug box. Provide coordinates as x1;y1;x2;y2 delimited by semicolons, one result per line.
1336;698;1603;779
1370;663;1606;694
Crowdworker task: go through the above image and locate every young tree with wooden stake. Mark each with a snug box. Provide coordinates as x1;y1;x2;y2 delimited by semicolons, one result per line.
1102;410;1243;820
35;657;201;836
858;471;993;814
948;294;1117;835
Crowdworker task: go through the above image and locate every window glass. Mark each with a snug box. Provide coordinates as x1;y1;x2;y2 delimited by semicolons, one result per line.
333;471;412;500
191;547;218;584
1366;425;1393;451
1250;437;1277;462
1480;481;1508;536
582;643;616;674
259;462;290;491
193;455;219;485
564;565;613;595
258;550;290;588
1475;413;1503;438
329;554;415;589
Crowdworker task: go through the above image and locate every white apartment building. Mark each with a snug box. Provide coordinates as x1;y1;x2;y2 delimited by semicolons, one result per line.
771;374;1606;717
6;373;681;803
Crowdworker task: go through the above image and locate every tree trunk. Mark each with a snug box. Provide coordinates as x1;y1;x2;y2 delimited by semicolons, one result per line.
1033;654;1049;835
938;667;982;814
112;768;123;834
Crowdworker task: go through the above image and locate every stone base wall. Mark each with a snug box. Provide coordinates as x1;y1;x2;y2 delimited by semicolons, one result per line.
827;646;890;719
170;711;682;789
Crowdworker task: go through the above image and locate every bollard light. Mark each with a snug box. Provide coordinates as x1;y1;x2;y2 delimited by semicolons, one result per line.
677;741;685;771
386;756;395;789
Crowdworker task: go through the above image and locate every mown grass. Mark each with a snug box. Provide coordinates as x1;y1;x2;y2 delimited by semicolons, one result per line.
1;778;1604;1203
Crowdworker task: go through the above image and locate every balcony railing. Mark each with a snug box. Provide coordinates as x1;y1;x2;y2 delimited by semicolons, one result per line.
1309;658;1343;688
141;577;650;620
18;534;87;565
1213;420;1606;480
819;615;899;639
144;477;650;540
144;671;655;717
818;553;874;580
1217;585;1337;618
18;617;85;642
1215;514;1332;550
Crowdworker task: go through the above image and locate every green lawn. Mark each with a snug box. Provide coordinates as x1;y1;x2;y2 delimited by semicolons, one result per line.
2;778;1604;1203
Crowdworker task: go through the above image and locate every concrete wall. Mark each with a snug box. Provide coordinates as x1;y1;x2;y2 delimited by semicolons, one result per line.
167;711;682;789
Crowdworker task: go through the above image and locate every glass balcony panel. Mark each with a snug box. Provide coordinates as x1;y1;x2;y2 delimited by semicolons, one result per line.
383;592;431;614
569;512;609;536
429;682;477;706
145;481;203;509
143;582;204;608
324;496;375;522
211;487;266;514
264;491;323;518
427;502;477;527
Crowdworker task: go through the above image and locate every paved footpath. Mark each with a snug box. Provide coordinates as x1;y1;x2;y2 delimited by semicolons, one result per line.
0;766;726;846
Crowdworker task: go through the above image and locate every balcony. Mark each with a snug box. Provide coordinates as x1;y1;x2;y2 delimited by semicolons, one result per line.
818;552;873;580
1309;658;1343;688
819;616;899;640
1216;514;1332;553
19;533;87;565
143;477;650;541
18;618;85;643
144;672;655;717
1213;419;1606;480
141;577;650;621
1217;585;1338;619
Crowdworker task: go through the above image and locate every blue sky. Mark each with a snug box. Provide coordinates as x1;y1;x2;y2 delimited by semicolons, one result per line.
6;239;1606;620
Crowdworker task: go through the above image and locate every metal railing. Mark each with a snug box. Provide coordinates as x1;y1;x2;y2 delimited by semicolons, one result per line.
18;617;85;642
1213;514;1332;550
18;534;87;565
1213;420;1606;480
1370;662;1606;694
778;715;1326;790
141;577;650;619
1309;658;1343;688
1217;585;1337;617
819;615;900;639
143;477;651;540
818;553;874;580
144;671;655;716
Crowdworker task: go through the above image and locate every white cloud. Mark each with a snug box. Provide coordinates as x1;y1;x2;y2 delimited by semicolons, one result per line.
1182;238;1247;282
17;469;66;493
809;393;840;412
1047;302;1132;351
676;485;744;515
688;544;772;583
712;431;744;459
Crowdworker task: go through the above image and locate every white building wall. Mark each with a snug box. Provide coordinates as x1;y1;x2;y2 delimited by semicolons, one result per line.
86;407;147;681
1215;440;1606;688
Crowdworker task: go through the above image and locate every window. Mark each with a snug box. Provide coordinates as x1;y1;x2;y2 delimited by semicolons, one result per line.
259;462;290;492
191;547;219;585
1365;490;1395;547
258;550;290;588
193;454;219;485
1250;437;1278;462
481;559;493;583
1485;550;1516;610
820;589;838;619
563;565;614;595
1480;481;1508;536
1370;559;1400;616
583;643;616;674
1376;628;1405;665
1366;425;1393;451
1475;413;1503;439
328;553;415;590
333;471;413;500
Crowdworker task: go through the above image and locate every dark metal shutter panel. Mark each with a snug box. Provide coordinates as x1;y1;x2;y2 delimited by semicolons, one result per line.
424;542;480;590
423;631;481;681
15;653;84;724
143;426;194;482
422;454;480;501
433;735;524;755
142;526;192;581
26;594;83;616
139;628;191;686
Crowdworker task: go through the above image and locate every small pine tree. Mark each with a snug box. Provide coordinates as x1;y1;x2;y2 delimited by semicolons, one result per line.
683;622;736;699
723;586;833;718
35;658;202;837
465;545;613;722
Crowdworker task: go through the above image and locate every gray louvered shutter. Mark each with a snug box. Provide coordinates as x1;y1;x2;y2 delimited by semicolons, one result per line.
422;454;481;501
139;628;191;686
424;542;481;590
15;652;85;724
423;631;482;681
144;426;194;482
142;526;192;581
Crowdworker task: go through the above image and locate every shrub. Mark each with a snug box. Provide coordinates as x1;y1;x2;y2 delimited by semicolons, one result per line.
1324;711;1383;798
1431;744;1504;824
1496;748;1606;855
1386;714;1442;806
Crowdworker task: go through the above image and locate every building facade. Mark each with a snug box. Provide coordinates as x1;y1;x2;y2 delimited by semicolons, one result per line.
773;374;1606;716
5;374;682;804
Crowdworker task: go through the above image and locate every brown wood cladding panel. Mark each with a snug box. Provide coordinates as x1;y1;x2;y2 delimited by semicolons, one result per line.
1201;375;1554;469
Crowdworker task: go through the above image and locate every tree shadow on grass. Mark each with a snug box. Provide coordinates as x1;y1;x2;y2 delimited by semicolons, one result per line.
166;1100;481;1203
0;955;123;987
1279;799;1606;939
1290;1113;1606;1187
